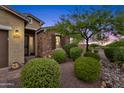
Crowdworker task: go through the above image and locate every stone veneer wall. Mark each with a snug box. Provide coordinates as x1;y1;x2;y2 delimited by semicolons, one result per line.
37;30;70;57
61;36;70;47
37;31;55;57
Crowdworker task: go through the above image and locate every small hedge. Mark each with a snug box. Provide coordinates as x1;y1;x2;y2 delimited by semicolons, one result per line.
90;44;100;48
104;47;116;62
106;40;124;47
52;48;67;63
63;43;78;57
114;48;124;62
70;47;82;60
74;57;101;82
84;52;100;61
104;47;124;63
21;58;60;88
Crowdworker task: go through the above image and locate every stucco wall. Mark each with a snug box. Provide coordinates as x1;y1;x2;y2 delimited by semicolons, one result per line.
26;17;41;56
26;18;41;30
0;9;25;66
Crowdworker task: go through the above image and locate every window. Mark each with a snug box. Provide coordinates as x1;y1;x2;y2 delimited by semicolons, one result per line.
70;37;74;43
29;35;34;55
56;35;61;48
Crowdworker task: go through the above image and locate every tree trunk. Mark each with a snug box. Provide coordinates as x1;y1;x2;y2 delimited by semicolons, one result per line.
86;38;89;52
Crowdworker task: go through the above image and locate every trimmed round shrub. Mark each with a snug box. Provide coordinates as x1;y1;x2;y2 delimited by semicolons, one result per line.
104;47;115;62
74;57;101;82
104;47;124;63
63;43;77;57
70;47;83;60
21;58;60;88
84;52;100;61
114;48;124;62
52;48;67;63
104;40;124;63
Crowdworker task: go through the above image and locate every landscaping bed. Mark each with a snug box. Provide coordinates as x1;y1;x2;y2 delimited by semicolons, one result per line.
99;49;124;88
1;45;124;88
6;61;101;88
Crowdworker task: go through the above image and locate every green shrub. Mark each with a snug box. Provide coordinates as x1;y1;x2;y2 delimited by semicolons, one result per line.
105;40;124;63
90;44;100;48
52;48;67;63
94;48;99;53
63;43;78;57
106;40;124;47
21;58;60;88
84;52;100;61
89;44;100;53
70;47;83;60
114;48;124;62
104;47;124;63
104;47;116;62
74;57;101;82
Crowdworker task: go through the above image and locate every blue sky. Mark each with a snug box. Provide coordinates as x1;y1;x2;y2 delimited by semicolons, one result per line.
10;5;124;27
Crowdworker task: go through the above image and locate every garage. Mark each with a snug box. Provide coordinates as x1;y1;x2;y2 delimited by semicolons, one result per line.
0;30;8;68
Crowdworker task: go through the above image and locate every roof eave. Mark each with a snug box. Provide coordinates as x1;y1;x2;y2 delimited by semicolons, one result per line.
0;5;29;22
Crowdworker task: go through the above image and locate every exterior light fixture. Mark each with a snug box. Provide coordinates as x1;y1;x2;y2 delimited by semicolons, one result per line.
13;30;20;38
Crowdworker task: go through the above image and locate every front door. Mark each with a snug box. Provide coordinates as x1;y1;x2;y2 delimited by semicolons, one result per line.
25;34;35;56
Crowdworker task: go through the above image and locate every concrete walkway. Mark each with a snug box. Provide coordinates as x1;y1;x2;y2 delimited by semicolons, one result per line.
98;48;110;63
0;68;21;88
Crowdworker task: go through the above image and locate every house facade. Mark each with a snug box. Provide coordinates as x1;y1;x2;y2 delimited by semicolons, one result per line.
37;27;70;57
0;6;70;69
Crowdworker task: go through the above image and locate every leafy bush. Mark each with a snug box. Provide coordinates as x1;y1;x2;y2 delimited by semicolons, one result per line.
84;52;100;61
114;48;124;62
104;47;124;63
70;47;83;60
104;47;115;62
21;58;60;88
63;43;78;57
89;44;100;53
74;57;101;82
52;48;67;63
105;40;124;63
90;44;100;48
106;40;124;47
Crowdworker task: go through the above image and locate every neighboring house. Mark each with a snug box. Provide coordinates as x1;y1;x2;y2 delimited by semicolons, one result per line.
0;5;70;69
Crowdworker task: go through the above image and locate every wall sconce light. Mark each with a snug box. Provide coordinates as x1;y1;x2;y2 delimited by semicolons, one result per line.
13;30;20;38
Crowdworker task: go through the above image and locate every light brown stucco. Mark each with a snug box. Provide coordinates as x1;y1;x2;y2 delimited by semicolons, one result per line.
25;17;42;56
0;9;25;66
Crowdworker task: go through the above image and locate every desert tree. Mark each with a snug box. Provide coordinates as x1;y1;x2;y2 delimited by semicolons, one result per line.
55;7;114;52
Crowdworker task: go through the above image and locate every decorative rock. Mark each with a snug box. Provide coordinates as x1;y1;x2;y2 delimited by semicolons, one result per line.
101;85;105;88
99;49;124;88
10;62;21;70
101;81;106;88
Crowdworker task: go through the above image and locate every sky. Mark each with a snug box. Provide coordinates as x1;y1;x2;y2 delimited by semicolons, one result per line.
10;5;124;27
